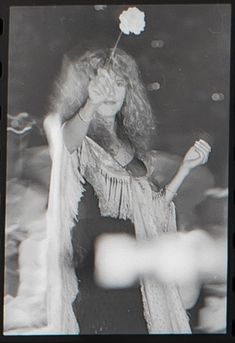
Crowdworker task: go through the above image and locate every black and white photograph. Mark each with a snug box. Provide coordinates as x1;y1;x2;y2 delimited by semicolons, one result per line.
3;3;231;335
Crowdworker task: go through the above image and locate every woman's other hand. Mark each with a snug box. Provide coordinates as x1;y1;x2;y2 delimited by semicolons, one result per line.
182;139;211;171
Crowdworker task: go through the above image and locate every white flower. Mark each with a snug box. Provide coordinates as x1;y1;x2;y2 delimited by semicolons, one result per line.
119;7;145;35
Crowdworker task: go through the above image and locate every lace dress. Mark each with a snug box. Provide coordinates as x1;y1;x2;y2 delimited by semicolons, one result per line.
45;115;192;334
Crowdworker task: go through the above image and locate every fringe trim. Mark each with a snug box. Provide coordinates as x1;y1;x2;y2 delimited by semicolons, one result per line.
131;179;192;334
80;137;133;221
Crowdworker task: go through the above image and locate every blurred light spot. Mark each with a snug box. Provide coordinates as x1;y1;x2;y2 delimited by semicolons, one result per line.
218;93;225;100
151;40;164;48
19;112;29;118
212;93;220;101
7;112;36;135
211;93;224;101
147;82;161;91
94;5;107;11
204;187;228;198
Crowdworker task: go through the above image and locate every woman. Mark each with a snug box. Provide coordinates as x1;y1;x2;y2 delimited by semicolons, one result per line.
44;47;211;334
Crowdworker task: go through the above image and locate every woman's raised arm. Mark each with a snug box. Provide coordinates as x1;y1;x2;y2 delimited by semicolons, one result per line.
63;68;118;153
63;99;98;153
164;139;211;204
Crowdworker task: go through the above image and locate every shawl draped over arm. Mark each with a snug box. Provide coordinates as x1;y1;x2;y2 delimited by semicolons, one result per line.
44;113;84;333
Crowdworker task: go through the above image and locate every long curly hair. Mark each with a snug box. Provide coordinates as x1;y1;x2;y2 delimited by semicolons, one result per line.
49;48;156;155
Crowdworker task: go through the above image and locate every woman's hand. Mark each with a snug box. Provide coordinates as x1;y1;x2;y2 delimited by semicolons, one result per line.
88;68;116;106
182;139;211;172
164;139;211;204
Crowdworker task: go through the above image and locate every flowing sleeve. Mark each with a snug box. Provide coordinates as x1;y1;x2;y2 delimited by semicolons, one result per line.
44;114;85;333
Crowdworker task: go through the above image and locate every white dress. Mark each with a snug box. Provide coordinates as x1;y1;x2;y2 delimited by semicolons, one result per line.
45;114;191;334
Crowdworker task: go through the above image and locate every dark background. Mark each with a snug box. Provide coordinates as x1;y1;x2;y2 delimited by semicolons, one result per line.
8;4;231;187
4;4;231;334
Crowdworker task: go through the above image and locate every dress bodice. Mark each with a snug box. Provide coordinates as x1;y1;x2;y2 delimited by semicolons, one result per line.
79;136;138;220
74;136;176;275
78;136;174;237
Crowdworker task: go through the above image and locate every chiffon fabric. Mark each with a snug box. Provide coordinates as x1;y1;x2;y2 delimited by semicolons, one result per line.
44;113;191;334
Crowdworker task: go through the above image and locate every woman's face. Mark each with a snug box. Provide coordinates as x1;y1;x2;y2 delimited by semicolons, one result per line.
96;69;126;118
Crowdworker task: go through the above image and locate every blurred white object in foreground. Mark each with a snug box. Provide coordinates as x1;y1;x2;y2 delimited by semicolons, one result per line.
95;230;226;288
95;234;138;288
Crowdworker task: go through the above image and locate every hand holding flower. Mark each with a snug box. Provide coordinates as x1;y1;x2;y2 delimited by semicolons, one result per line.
88;68;116;106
